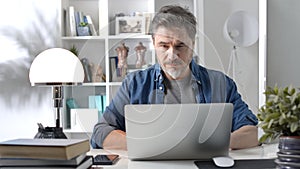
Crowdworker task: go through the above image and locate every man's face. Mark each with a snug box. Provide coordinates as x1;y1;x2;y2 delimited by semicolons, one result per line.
153;27;194;80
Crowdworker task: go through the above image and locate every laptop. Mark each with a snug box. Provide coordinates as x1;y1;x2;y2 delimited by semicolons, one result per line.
125;103;233;160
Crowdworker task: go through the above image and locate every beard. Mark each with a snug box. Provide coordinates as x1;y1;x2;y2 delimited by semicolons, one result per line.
162;59;190;79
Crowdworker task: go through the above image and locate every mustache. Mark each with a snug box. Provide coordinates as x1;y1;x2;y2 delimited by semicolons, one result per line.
163;59;183;65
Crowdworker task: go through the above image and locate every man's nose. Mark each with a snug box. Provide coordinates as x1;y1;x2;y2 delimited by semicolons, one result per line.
167;47;178;60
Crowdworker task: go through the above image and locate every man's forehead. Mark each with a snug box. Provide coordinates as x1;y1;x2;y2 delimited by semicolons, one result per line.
154;35;182;43
153;27;192;44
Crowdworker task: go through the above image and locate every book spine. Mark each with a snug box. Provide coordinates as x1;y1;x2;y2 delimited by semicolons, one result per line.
102;95;106;116
68;6;77;37
109;56;118;82
80;58;92;82
86;15;97;36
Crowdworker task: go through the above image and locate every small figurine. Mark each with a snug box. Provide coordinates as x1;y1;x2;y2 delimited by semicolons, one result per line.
115;42;129;77
134;42;147;68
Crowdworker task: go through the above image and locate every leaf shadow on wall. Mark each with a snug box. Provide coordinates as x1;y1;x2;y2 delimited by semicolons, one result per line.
0;3;60;111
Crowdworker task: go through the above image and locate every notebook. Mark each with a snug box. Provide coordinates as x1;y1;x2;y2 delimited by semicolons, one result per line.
125;103;233;160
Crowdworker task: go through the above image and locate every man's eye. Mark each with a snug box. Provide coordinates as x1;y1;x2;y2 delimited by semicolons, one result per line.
159;44;169;49
175;45;186;50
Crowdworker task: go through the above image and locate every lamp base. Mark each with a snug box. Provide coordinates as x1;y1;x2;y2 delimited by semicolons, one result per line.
34;123;67;139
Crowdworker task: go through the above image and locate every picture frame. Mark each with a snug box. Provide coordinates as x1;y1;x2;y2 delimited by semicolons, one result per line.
115;16;145;35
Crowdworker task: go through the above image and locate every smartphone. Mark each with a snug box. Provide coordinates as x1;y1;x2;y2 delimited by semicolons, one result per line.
93;154;119;165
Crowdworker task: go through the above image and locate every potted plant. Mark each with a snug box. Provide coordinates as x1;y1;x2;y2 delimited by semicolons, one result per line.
77;22;90;36
257;85;300;167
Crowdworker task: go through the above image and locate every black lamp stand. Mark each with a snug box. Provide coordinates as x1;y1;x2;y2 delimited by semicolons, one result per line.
34;86;67;139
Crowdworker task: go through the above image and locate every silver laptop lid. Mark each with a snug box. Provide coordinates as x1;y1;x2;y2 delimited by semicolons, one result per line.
125;103;233;160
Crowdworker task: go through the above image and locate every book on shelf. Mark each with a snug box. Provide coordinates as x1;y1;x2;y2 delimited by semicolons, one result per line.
0;138;90;160
80;58;92;83
102;95;107;114
0;155;93;169
85;15;97;36
66;98;80;129
109;56;125;82
63;9;69;37
144;12;153;35
89;94;106;119
0;154;87;166
68;6;77;37
109;56;118;82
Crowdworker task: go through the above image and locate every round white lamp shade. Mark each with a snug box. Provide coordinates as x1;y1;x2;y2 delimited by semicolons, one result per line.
29;48;85;86
223;10;258;47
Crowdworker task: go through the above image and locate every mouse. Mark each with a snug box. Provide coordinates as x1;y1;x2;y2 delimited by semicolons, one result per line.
212;156;235;168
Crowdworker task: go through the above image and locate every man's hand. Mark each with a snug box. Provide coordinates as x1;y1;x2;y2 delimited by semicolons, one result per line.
103;130;127;150
230;125;259;150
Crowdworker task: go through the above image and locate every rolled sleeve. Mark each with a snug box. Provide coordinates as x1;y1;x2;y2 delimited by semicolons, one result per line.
90;117;115;148
226;78;258;131
232;108;258;131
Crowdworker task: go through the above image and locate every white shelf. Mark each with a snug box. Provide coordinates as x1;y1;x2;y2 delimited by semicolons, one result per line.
61;36;106;40
81;82;106;86
108;34;152;40
62;35;151;40
108;82;122;86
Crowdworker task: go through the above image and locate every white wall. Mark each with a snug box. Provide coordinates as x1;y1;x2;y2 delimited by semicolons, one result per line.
199;0;259;113
0;0;60;141
267;0;300;87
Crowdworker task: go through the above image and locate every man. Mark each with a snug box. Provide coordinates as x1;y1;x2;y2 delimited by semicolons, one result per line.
91;5;259;150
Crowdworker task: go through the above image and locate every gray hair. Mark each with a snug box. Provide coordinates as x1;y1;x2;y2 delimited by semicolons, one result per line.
151;5;197;41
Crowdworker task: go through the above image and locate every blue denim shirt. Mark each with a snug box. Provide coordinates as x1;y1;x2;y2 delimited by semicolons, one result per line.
90;59;258;148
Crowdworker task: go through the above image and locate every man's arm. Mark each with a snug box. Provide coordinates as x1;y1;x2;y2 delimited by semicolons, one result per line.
230;125;259;150
90;75;133;149
102;130;127;150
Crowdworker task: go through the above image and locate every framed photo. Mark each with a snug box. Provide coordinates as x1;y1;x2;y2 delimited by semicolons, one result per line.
115;16;145;35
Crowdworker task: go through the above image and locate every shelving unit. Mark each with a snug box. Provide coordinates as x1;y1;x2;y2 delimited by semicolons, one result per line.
59;0;198;134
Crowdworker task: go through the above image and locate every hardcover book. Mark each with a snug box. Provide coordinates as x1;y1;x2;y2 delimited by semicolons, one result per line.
0;154;87;166
68;6;77;36
0;138;90;160
85;15;97;36
0;156;93;169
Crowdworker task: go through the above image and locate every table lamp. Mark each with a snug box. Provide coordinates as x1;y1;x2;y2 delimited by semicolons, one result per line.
29;48;84;138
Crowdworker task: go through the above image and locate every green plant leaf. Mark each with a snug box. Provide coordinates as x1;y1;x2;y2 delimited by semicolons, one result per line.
259;133;270;143
290;122;298;133
267;119;274;129
69;45;78;56
79;22;88;27
279;114;286;125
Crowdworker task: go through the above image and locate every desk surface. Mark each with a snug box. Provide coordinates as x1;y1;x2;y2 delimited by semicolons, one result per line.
87;143;278;169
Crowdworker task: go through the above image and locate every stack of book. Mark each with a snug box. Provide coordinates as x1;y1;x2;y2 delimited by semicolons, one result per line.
0;138;92;169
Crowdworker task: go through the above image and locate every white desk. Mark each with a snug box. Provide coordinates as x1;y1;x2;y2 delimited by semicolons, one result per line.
87;143;278;169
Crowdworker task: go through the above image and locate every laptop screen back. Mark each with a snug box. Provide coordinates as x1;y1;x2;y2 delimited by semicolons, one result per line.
125;103;233;160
